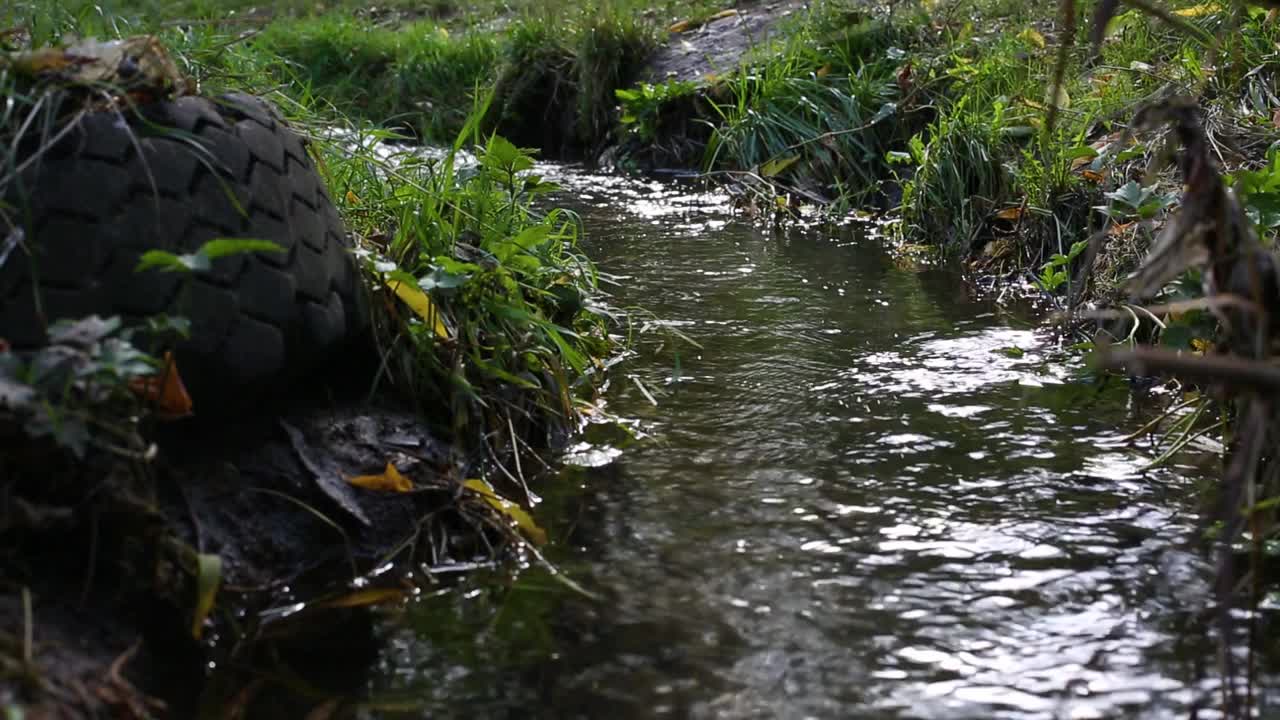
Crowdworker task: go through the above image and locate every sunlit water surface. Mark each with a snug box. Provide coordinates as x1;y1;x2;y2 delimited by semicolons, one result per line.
367;168;1241;719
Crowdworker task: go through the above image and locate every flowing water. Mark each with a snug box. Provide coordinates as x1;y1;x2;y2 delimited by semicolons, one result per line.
368;169;1237;719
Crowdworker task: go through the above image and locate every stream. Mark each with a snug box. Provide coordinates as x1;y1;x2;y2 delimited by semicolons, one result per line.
367;168;1237;719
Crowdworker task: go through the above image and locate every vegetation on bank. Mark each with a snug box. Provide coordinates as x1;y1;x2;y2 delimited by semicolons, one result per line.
1;5;617;454
0;5;618;714
10;0;1272;301
3;0;1280;714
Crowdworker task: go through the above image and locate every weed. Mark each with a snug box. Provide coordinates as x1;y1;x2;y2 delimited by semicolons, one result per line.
324;113;608;446
0;315;158;458
1228;143;1280;236
1036;238;1089;292
490;3;656;156
705;62;902;206
1096;180;1177;221
617;79;699;142
900;95;1013;247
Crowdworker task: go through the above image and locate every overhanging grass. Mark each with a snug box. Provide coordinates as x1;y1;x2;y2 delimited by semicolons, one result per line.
323;118;610;445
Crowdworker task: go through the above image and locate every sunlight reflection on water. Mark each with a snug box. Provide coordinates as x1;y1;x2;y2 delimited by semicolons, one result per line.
370;164;1240;720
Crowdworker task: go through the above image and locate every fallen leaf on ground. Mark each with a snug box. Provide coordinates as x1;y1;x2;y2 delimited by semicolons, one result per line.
128;351;193;420
347;462;414;493
707;9;739;21
1108;221;1136;236
463;478;548;545
668;19;690;32
318;587;406;609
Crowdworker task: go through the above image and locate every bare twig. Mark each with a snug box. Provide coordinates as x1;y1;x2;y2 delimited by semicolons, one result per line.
1098;345;1280;393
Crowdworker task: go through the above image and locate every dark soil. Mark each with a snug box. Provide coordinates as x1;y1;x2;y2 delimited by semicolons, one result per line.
0;397;512;718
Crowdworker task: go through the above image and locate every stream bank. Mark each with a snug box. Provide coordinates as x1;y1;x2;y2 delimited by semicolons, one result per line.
16;1;1276;295
4;1;1280;717
0;35;611;718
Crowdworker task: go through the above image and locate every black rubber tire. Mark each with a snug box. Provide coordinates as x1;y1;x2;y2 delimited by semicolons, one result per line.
0;92;368;401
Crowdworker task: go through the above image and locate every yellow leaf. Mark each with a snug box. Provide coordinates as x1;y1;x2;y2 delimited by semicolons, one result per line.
318;587;406;609
1107;220;1136;237
994;206;1026;221
815;63;832;77
707;9;739;21
668;19;690;32
10;48;75;75
128;351;193;420
389;279;449;339
1017;27;1046;48
348;462;414;493
1191;337;1211;353
192;553;222;640
345;190;361;205
463;479;548;545
759;155;800;177
1173;2;1222;17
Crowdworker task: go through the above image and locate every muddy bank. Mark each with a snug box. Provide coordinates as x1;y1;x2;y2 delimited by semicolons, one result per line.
0;388;546;717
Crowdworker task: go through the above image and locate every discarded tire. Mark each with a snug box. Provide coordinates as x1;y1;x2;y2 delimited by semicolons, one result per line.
0;92;368;400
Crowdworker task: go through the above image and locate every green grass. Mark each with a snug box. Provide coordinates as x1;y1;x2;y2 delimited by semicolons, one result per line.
325;117;610;442
5;0;1279;294
250;17;500;140
2;0;684;148
0;9;616;450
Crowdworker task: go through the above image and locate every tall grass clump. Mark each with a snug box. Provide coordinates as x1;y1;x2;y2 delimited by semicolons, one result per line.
897;23;1084;252
489;17;576;154
251;18;498;140
491;2;656;156
701;17;911;207
573;6;656;149
899;95;1015;247
323;111;608;448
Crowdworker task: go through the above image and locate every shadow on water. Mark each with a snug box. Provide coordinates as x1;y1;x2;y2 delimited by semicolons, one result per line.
364;169;1236;719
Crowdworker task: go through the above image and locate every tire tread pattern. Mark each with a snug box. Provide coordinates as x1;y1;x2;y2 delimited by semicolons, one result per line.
0;93;368;397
